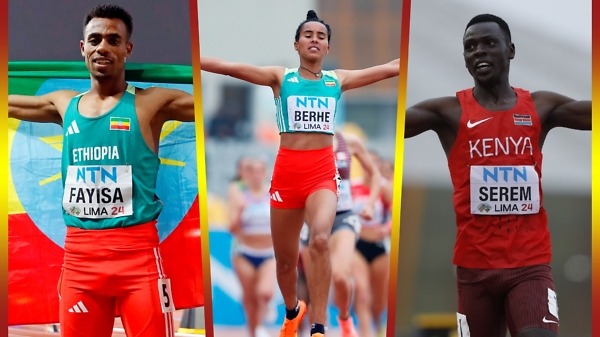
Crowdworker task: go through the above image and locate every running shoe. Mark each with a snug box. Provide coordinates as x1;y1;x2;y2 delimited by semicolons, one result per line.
337;316;358;337
279;300;307;337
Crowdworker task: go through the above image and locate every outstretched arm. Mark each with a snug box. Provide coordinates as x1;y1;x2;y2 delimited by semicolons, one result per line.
226;182;245;236
347;134;382;221
153;88;195;122
8;90;77;124
404;97;454;138
200;57;284;89
335;58;399;92
553;100;591;130
535;91;591;131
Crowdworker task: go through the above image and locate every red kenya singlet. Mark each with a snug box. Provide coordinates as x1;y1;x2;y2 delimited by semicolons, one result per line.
449;88;551;268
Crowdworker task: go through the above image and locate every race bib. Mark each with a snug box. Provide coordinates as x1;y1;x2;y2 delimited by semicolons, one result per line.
62;165;133;218
456;313;471;337
337;180;353;211
548;288;559;319
287;95;336;133
470;165;540;215
299;223;310;244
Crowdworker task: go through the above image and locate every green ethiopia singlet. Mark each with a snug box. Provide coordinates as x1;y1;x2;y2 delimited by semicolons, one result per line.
61;84;163;229
275;68;341;134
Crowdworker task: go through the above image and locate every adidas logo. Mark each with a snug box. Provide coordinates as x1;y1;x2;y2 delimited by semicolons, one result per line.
270;191;283;202
287;77;299;83
65;120;80;136
68;300;88;313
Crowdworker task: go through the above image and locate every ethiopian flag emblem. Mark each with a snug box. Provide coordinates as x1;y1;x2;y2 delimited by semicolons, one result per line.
110;117;131;131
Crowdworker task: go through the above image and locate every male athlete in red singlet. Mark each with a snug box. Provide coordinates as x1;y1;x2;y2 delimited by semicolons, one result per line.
405;14;590;337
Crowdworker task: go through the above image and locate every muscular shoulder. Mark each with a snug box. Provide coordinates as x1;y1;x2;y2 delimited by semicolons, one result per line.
46;90;81;113
530;90;591;130
530;90;574;119
49;89;79;102
51;89;80;99
133;86;193;117
135;87;193;113
134;86;187;104
531;90;573;108
227;181;247;204
405;95;462;138
416;95;460;111
411;95;462;122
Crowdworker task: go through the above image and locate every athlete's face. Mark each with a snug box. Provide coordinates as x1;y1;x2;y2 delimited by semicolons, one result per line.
81;17;132;80
380;160;394;181
246;161;266;189
463;22;514;86
237;158;253;183
294;21;329;62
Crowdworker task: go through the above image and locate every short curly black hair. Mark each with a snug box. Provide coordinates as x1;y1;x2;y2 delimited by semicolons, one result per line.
83;4;133;38
465;14;511;43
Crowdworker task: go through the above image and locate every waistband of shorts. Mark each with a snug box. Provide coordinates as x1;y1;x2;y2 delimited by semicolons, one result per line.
456;263;552;272
233;242;275;257
65;220;159;249
278;145;333;155
239;227;272;236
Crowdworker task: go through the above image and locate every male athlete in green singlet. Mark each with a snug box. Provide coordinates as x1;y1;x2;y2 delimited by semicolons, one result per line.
9;4;194;337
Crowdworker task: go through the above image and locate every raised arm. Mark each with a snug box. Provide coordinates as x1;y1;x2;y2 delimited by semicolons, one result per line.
8;90;78;124
405;96;458;138
149;87;196;123
335;58;399;92
200;57;284;89
226;182;245;236
344;135;381;220
404;96;461;157
533;91;591;131
347;134;382;221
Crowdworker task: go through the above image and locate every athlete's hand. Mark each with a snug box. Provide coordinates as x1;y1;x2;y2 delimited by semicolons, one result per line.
359;204;374;221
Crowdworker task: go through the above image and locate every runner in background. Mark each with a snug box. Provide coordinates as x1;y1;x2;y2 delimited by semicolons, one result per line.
299;131;382;337
351;150;393;337
228;157;276;337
